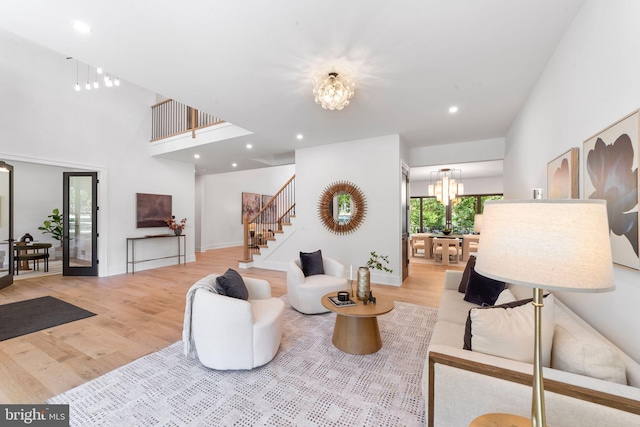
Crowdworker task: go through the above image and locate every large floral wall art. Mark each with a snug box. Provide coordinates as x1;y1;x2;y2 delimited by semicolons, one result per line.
583;111;639;270
547;148;579;199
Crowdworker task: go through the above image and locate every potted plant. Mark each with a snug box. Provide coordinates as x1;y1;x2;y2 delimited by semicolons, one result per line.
356;251;393;300
38;208;63;259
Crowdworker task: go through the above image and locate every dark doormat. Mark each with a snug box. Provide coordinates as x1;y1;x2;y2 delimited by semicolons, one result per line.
0;296;96;341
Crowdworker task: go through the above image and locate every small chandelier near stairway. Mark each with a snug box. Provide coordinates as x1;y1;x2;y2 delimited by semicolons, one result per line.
428;168;465;206
312;72;355;110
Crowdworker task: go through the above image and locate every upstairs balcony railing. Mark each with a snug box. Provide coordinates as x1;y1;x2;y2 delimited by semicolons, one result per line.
150;99;224;142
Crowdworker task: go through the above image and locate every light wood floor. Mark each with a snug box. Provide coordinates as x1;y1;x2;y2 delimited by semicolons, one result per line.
0;247;462;404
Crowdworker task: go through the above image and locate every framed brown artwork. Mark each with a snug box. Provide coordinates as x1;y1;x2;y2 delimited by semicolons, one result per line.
241;192;261;224
547;148;579;199
136;193;172;228
583;110;639;270
261;195;277;224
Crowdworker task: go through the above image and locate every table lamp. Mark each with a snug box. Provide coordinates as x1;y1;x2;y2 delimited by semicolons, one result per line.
474;199;615;427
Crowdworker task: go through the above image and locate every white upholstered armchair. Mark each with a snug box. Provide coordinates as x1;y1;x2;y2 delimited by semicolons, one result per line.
189;274;285;370
287;256;348;314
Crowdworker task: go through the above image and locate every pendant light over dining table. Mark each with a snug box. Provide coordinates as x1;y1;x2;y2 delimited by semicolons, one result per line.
428;168;465;205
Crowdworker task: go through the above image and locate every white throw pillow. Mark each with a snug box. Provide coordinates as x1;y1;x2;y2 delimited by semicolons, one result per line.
552;319;627;384
494;289;517;306
466;294;555;367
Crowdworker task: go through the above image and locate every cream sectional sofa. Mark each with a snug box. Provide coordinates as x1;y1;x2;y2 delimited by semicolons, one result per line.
422;270;640;427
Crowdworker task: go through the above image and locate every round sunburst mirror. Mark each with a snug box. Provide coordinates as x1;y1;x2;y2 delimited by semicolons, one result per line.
317;181;367;234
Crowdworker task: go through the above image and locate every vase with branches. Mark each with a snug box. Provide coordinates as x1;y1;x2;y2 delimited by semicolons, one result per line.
366;251;393;273
165;216;187;235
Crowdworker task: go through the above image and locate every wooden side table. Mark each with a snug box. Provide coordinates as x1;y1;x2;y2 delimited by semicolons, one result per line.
321;293;394;354
470;413;532;427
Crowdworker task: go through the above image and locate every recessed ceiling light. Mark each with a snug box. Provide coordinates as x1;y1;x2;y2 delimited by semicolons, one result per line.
232;163;237;167
72;21;92;33
296;134;303;140
246;144;253;149
194;154;200;159
449;106;458;113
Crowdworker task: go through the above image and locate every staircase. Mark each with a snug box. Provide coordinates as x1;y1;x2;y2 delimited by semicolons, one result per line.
240;175;295;267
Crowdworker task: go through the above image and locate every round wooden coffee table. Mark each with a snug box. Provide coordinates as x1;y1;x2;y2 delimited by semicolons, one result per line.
470;413;531;426
321;292;394;355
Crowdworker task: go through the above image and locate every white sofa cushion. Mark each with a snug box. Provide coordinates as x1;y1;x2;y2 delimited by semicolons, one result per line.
431;320;467;348
552;307;627;385
465;294;555;367
494;289;517;306
437;290;478;325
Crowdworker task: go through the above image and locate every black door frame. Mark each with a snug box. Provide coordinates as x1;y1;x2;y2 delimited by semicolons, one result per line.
0;160;14;289
63;171;98;276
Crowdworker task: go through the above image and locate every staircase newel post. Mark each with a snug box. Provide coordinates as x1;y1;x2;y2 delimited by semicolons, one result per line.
243;214;250;261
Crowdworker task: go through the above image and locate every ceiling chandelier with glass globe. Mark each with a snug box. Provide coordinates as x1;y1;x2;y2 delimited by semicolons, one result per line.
428;168;465;205
312;72;355;110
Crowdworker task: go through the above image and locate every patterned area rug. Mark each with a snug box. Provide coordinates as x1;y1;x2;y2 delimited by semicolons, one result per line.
48;298;437;426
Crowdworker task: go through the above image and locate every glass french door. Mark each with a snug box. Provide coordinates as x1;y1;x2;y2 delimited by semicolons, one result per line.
63;172;98;276
0;161;14;289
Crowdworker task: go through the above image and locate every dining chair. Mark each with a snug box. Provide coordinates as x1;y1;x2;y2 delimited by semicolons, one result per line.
411;236;426;257
462;235;480;261
433;237;459;266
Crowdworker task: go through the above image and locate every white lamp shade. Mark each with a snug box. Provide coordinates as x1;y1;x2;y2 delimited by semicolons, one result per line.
475;200;614;293
428;184;434;196
473;214;482;233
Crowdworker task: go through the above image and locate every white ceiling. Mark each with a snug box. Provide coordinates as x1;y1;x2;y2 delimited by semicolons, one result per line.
0;1;584;175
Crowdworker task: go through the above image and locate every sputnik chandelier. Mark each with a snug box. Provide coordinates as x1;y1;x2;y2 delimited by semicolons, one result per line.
71;58;120;92
428;168;465;206
312;72;355;110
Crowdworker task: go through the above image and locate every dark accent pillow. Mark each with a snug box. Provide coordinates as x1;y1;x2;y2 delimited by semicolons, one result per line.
463;268;505;306
458;255;476;293
215;269;249;300
300;250;325;277
464;297;533;350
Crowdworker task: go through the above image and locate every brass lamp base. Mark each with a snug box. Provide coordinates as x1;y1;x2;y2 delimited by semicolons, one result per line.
470;288;548;427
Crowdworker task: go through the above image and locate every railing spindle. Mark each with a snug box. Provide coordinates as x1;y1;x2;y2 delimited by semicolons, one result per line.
150;99;226;142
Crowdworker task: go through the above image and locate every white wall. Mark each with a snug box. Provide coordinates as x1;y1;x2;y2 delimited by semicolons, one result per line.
12;161;68;248
199;164;296;250
0;29;196;276
409;138;505;167
410;176;503;198
256;135;403;286
505;1;640;361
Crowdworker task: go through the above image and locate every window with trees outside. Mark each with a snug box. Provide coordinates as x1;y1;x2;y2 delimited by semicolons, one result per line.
410;194;503;234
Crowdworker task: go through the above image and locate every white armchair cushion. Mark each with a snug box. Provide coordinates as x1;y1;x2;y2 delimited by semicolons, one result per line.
190;275;284;370
287;256;348;314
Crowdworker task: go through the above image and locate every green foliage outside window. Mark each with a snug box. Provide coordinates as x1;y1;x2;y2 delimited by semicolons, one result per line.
410;198;421;233
410;194;503;234
422;198;445;231
481;195;503;211
452;196;476;232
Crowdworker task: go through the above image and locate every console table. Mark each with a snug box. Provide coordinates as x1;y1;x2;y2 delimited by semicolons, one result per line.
126;234;186;274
